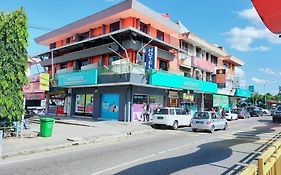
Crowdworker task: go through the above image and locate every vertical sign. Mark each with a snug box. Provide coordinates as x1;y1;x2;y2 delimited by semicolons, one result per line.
145;47;157;69
216;69;226;84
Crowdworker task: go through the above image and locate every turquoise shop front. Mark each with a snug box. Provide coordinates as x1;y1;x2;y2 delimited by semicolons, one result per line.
149;70;218;111
149;70;218;93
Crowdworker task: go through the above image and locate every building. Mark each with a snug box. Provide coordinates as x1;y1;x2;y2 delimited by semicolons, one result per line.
34;0;250;121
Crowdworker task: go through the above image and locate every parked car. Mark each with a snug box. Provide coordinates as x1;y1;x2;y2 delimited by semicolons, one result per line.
247;107;263;117
259;107;271;115
152;107;193;130
224;109;238;121
191;111;228;133
272;105;281;123
233;108;250;119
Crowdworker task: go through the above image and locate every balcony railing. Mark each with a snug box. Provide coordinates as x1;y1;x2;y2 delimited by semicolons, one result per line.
191;56;215;73
98;61;145;76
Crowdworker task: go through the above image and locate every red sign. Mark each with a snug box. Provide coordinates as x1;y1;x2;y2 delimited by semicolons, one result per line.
216;69;226;84
25;92;45;100
23;82;45;94
252;0;281;34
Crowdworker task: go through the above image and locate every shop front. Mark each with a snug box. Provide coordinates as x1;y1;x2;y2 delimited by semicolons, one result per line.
213;94;230;109
47;88;68;115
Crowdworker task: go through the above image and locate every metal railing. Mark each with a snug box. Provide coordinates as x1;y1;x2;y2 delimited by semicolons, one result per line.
98;61;146;76
240;140;281;175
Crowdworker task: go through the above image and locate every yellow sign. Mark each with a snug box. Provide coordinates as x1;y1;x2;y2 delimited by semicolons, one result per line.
40;73;50;91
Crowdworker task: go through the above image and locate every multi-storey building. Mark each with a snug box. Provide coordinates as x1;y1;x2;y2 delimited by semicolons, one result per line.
34;0;250;121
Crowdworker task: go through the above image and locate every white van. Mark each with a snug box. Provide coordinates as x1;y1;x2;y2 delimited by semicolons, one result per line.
152;107;193;130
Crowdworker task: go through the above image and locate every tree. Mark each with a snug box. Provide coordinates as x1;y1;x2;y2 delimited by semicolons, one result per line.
0;8;28;121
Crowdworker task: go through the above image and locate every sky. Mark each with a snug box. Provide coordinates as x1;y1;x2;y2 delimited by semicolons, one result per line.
0;0;280;94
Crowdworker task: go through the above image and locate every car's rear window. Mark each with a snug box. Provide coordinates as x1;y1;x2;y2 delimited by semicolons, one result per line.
193;112;209;119
155;108;169;115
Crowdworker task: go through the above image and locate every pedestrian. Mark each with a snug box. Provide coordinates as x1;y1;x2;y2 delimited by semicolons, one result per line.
221;108;226;117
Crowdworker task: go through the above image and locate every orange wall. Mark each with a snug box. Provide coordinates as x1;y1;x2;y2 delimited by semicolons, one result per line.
123;17;136;28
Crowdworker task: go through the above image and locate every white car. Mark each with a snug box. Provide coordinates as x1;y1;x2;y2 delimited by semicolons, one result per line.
224;110;238;121
152;107;193;130
260;108;271;115
191;112;228;133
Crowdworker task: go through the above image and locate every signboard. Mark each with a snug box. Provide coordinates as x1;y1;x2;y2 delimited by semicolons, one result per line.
145;47;157;69
213;94;229;109
183;93;194;102
236;88;251;98
249;85;255;93
57;69;97;87
150;70;218;93
40;73;49;91
25;92;45;100
216;69;226;84
101;94;119;120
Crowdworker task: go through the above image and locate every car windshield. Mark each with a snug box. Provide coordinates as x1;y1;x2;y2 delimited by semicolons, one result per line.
154;108;169;115
193;112;209;119
277;107;281;111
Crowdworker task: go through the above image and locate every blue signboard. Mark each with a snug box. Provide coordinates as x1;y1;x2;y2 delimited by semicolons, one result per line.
145;47;157;69
236;88;251;98
57;69;98;87
101;94;119;120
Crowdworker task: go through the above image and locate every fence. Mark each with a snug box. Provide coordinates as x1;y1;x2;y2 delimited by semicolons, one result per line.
240;140;281;175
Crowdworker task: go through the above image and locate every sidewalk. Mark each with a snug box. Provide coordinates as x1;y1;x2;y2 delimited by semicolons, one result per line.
1;117;155;159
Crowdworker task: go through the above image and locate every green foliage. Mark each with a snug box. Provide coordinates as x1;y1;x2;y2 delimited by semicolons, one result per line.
0;8;28;121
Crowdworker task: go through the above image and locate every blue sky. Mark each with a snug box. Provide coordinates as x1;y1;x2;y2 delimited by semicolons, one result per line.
1;0;280;94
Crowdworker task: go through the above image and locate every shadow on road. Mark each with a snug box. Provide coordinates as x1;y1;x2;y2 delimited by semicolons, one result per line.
116;120;281;175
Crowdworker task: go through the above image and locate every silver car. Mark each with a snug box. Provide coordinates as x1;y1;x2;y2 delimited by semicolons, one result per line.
191;112;228;133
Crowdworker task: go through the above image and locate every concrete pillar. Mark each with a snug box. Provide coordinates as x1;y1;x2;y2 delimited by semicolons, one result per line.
67;88;72;117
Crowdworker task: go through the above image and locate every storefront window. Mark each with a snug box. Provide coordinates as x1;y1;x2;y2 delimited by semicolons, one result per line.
75;94;94;116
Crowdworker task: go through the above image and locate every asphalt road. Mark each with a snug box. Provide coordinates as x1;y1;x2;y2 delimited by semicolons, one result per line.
0;115;280;175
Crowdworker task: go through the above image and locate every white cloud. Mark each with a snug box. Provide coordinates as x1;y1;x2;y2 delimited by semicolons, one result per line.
251;77;266;84
224;26;281;52
240;79;247;87
237;7;262;26
235;67;245;78
259;67;277;76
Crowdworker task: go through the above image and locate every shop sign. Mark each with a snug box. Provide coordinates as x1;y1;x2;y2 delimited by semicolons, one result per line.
213;94;229;109
183;93;194;102
216;69;226;84
145;47;157;69
40;73;49;91
149;70;217;93
57;69;97;87
236;88;251;98
169;91;179;98
23;82;45;94
249;85;255;93
25;92;45;100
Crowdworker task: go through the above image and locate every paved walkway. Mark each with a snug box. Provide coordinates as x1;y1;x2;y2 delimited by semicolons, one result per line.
1;117;154;158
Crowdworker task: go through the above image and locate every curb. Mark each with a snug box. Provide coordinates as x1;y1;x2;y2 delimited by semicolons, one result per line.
2;128;156;159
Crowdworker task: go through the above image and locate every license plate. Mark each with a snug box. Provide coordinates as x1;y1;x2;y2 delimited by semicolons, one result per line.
196;121;203;124
157;117;163;119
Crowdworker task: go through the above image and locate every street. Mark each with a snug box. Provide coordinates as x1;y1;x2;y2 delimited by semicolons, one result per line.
0;115;280;175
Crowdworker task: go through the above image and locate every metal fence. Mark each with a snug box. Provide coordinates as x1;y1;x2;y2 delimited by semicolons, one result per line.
98;61;145;75
240;140;281;175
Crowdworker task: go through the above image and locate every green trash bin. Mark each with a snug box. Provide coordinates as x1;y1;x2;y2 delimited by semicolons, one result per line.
40;118;55;137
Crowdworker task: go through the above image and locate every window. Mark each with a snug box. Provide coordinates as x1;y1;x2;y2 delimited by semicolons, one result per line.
157;30;164;41
75;59;89;70
169;109;175;115
66;37;71;44
140;22;148;34
176;109;181;115
78;32;89;41
211;113;216;119
196;47;201;57
180;109;187;115
155;108;168;115
110;21;120;32
211;55;218;65
180;41;189;51
60;63;67;69
159;60;168;71
50;42;56;49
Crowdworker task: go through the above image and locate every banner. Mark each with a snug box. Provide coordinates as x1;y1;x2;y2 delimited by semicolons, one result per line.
216;69;226;84
40;73;50;91
145;47;157;69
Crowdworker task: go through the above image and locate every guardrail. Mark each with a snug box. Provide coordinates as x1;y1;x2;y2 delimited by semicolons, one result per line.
240;140;281;175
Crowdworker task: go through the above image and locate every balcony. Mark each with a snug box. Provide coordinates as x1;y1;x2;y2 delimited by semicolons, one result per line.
98;61;147;84
191;56;215;73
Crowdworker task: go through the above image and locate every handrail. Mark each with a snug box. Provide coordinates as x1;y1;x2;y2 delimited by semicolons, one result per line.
240;165;257;175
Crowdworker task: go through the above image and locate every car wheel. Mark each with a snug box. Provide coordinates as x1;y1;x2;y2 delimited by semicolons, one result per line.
153;124;159;129
172;121;178;130
223;123;228;130
209;125;215;133
192;128;197;132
